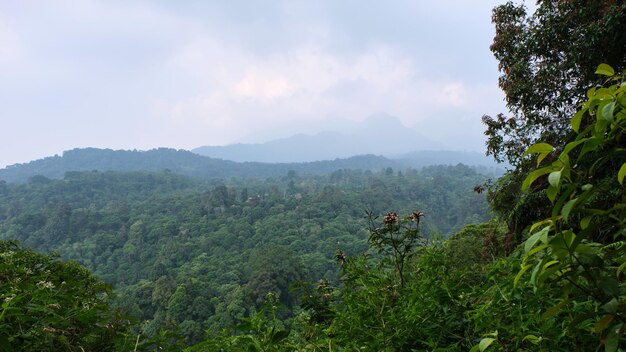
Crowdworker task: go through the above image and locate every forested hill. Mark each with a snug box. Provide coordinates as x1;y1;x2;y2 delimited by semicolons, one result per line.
0;166;491;343
0;148;403;183
0;147;502;184
3;0;624;350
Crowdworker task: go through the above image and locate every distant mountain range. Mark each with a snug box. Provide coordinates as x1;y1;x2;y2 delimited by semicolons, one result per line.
0;148;399;183
0;113;505;183
0;147;503;184
193;114;447;163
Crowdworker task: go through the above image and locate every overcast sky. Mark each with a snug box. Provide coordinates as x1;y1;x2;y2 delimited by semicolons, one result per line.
0;0;533;168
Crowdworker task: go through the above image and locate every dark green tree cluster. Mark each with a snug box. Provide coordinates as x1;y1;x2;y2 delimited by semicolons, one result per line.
190;1;626;349
483;0;626;165
0;240;127;351
3;1;624;350
0;166;491;344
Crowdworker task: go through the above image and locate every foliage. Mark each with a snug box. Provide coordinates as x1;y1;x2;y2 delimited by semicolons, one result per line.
468;254;596;351
517;65;626;351
0;165;491;344
191;218;506;351
365;210;424;288
483;0;626;165
0;240;128;351
5;3;626;351
245;246;306;312
187;294;292;352
299;219;507;351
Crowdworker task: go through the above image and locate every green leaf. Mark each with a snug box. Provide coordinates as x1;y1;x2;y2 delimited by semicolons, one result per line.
522;167;554;191
530;259;544;286
527;244;549;257
595;315;614;333
522;334;543;345
601;102;616;122
529;219;553;234
562;138;589;157
548;170;562;189
573;243;594;254
561;198;577;222
587;87;597;99
546;185;558;202
551;184;576;218
595;112;609;134
595;63;615;77
479;337;495;351
542;299;570;319
524;143;553;156
543;260;559;269
537;153;550;167
514;264;531;288
524;143;554;166
604;323;621;352
571;109;585;132
525;227;549;253
617;91;626;108
618;163;626;185
580;216;592;229
580;138;603;159
602;298;619;314
617;261;626;277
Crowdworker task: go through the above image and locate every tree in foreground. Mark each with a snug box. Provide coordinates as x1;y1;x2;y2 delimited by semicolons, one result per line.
484;0;626;165
485;0;626;252
515;65;626;351
0;240;186;351
0;240;130;351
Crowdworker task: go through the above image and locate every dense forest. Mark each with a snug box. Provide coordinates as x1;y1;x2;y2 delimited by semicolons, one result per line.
0;165;491;346
1;0;625;351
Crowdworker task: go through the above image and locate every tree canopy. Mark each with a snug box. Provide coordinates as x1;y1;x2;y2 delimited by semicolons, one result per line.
2;1;626;350
483;0;626;165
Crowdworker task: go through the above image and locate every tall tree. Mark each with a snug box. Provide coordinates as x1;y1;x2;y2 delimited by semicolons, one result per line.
483;0;626;165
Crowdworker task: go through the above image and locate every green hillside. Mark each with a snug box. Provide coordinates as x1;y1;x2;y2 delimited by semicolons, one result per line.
1;1;625;351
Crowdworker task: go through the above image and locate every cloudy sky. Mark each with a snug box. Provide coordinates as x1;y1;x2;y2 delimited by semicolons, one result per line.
0;0;531;168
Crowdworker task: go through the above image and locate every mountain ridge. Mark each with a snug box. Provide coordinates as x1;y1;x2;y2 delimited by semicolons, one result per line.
193;114;446;163
0;148;403;184
0;147;502;184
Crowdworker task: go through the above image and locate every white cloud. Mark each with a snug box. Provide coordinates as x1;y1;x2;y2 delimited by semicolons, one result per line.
0;0;509;167
438;83;467;107
155;39;494;148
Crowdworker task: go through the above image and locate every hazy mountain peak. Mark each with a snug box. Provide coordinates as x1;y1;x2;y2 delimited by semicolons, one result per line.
193;114;446;162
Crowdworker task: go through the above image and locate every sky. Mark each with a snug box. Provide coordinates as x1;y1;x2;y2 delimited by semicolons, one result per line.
0;0;533;168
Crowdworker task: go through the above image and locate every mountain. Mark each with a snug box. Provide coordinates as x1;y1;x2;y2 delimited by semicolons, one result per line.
193;114;446;162
395;150;503;169
0;146;504;185
0;148;402;184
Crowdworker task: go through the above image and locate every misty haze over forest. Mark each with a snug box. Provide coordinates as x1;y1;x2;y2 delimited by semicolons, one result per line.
5;0;623;351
